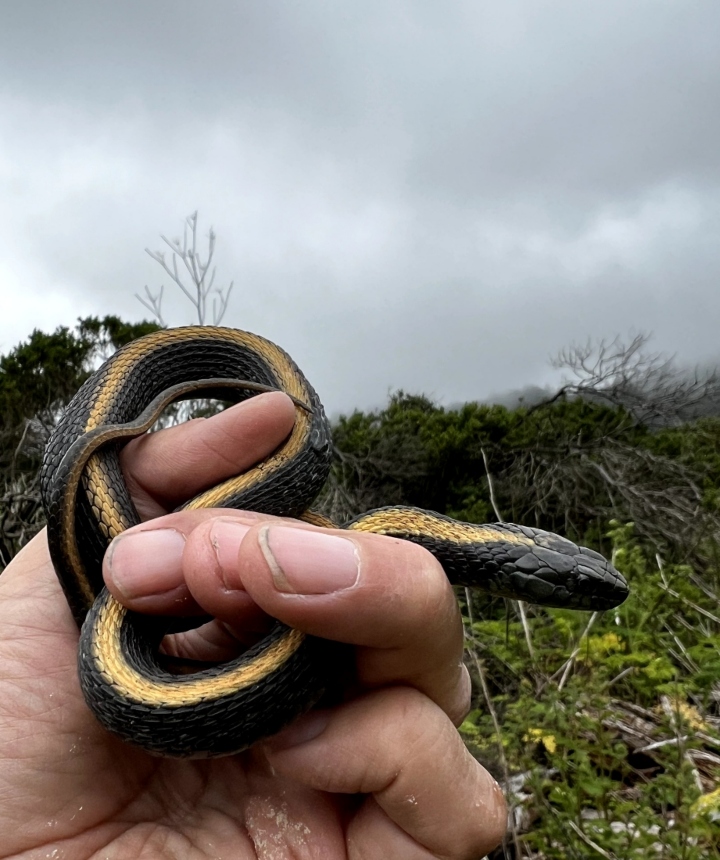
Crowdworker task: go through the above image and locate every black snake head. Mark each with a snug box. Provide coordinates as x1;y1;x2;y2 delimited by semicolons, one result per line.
487;525;629;611
347;508;629;612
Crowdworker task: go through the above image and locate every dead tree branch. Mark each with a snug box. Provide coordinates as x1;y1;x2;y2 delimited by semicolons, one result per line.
140;211;234;326
544;333;720;427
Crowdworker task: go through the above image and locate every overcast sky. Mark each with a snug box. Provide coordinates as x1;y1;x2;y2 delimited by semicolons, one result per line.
1;1;718;414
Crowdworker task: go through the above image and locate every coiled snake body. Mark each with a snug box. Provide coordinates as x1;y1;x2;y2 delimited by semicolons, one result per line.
41;326;628;757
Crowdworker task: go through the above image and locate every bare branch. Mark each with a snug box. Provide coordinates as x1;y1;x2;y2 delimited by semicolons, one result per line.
481;446;503;522
142;212;234;325
135;284;166;327
545;333;720;426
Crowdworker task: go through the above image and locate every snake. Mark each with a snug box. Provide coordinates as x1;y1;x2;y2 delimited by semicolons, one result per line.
41;326;629;758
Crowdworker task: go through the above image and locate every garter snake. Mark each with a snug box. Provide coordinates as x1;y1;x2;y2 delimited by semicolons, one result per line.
41;326;629;757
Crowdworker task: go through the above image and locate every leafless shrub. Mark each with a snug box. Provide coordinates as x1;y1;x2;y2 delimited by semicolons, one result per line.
0;471;45;568
316;434;431;525
138;211;234;327
498;439;713;557
546;333;720;427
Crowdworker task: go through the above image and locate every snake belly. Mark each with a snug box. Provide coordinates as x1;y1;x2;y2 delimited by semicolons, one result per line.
41;325;628;758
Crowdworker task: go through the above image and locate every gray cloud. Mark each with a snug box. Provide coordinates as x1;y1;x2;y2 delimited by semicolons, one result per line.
1;1;719;415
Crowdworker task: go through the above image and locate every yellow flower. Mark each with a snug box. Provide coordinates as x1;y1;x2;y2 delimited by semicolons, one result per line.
523;728;557;754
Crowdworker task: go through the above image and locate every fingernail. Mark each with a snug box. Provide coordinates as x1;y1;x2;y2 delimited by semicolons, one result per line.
259;525;360;594
266;710;331;750
209;519;252;589
106;528;186;599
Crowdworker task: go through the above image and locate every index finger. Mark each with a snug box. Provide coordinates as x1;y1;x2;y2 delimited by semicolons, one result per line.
119;391;297;519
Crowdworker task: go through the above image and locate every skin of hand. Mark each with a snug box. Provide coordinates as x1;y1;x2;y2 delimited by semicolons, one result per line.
0;392;507;860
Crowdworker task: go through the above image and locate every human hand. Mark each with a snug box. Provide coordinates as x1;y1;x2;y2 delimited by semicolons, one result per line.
0;392;506;859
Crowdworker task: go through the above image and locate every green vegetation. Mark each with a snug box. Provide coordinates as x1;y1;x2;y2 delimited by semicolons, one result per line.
0;320;718;858
323;386;720;859
463;522;720;859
